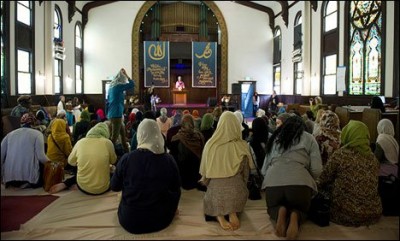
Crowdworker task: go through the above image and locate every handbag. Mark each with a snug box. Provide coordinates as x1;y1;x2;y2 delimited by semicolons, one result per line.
247;145;263;200
308;192;330;227
378;174;399;216
43;161;64;192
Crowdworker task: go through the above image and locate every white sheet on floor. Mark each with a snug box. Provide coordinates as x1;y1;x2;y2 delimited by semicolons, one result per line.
1;189;399;240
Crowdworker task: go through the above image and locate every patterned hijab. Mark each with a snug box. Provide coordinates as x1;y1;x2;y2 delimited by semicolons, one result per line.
318;110;341;141
341;120;371;155
20;113;36;127
172;114;204;159
109;69;128;88
376;119;399;164
200;111;252;178
86;122;110;139
137;119;164;154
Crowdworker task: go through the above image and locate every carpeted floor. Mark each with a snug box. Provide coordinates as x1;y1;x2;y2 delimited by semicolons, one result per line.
1;195;59;232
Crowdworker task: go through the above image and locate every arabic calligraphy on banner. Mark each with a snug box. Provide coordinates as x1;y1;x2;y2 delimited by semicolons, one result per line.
192;42;217;88
144;41;170;87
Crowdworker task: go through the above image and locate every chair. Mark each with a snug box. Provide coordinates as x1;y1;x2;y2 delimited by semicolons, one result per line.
286;104;300;112
335;107;350;129
362;108;381;144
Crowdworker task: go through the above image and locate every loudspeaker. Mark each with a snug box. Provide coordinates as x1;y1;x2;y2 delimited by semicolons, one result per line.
207;97;217;107
232;83;241;94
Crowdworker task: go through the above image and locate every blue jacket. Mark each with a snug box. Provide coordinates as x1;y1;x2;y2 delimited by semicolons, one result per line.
107;79;134;119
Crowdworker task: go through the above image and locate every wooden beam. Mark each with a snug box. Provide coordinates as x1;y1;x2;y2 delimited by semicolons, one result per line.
234;1;275;30
310;1;318;12
277;1;289;27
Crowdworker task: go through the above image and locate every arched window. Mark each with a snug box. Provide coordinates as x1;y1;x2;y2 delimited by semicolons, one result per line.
54;5;63;94
75;22;83;93
348;1;384;95
16;1;34;94
273;27;281;94
293;12;303;95
321;1;339;95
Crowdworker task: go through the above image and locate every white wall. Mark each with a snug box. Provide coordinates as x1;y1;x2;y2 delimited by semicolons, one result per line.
214;1;273;95
84;1;144;94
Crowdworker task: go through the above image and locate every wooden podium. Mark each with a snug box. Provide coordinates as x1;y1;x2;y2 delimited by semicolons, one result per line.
172;89;187;105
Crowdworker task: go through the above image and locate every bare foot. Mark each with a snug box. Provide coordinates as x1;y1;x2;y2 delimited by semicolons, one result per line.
286;211;299;240
217;215;233;231
229;213;240;230
48;183;67;194
275;206;287;237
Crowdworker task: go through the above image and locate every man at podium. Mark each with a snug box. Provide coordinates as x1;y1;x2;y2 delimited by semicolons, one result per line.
175;76;185;91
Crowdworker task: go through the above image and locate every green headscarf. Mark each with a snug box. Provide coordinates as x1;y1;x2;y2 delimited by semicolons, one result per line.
200;113;214;131
79;110;90;122
86;122;110;139
341;120;371;155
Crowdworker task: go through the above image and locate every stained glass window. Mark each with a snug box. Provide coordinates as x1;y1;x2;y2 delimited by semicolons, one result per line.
349;1;383;95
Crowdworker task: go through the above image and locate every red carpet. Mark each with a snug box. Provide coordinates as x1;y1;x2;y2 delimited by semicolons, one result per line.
1;195;59;232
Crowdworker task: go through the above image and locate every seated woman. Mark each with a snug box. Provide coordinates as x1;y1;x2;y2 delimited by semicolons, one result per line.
314;110;341;166
111;119;181;234
199;111;253;231
200;113;215;144
1;113;49;188
46;118;73;170
261;115;322;239
49;122;117;194
248;117;269;170
375;118;399;177
170;114;205;190
72;110;91;144
318;120;382;227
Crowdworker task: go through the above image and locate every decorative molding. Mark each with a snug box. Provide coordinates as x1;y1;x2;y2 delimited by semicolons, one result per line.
277;1;289;27
132;1;228;95
310;1;318;12
67;1;76;23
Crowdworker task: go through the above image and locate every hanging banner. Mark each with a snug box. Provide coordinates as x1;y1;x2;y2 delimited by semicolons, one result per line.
192;42;217;88
144;41;170;87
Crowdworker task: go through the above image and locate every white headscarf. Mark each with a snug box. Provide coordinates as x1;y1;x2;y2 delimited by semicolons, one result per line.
109;69;128;88
233;110;245;131
136;119;164;154
199;111;252;178
376;119;399;164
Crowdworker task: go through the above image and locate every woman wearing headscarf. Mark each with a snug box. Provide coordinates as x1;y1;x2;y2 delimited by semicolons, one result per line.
170;114;205;190
47;118;73;168
125;112;136;140
192;109;202;130
130;111;143;151
318;120;382;227
375;119;398;176
261;115;322;239
166;110;183;150
309;96;323;118
111;119;181;234
248;117;269;169
370;96;386;113
233;110;250;140
199;111;253;231
156;107;172;137
1;113;49;188
49;122;117;194
107;68;134;153
314;110;341;165
200;113;215;144
312;109;326;136
72;110;91;144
